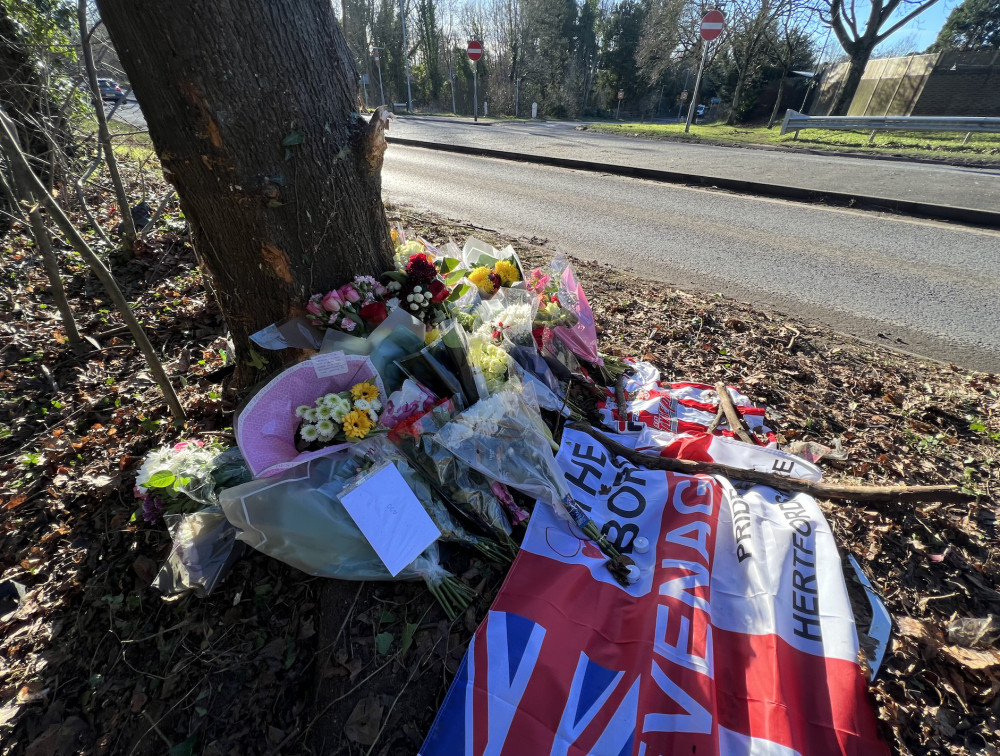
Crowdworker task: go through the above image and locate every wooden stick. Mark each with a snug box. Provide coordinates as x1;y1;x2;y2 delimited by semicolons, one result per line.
715;381;755;444
568;422;973;505
615;375;628;421
705;405;725;434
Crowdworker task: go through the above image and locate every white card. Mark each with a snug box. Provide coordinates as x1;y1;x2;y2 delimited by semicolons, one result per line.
311;351;348;378
250;323;285;350
339;464;441;577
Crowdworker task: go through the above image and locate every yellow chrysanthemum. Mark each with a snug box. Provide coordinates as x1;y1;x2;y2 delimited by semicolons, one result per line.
425;328;440;345
493;259;520;286
468;266;494;294
342;409;373;439
350;381;380;402
390;228;400;245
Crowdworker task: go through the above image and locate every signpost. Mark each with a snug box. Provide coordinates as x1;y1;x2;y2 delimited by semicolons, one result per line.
468;40;483;122
685;9;724;133
616;89;624;120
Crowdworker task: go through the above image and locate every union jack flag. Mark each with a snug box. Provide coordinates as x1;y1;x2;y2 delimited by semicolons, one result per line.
420;429;888;756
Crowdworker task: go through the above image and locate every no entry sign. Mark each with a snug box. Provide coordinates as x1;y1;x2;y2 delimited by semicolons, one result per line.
467;40;483;61
700;9;724;41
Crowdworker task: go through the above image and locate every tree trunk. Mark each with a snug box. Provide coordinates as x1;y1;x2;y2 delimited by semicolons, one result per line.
95;0;394;372
767;73;788;129
830;44;874;116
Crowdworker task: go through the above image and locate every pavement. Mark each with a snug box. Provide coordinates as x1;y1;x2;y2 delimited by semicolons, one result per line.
389;116;1000;221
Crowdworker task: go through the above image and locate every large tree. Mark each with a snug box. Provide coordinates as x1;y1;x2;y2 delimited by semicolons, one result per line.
819;0;944;115
94;0;394;372
929;0;1000;51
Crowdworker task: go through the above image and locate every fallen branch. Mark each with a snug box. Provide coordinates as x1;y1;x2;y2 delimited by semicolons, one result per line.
568;422;973;505
715;381;755;444
615;375;628;421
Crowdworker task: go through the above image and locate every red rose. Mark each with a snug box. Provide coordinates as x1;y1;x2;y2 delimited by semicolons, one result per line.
359;301;388;326
428;279;449;303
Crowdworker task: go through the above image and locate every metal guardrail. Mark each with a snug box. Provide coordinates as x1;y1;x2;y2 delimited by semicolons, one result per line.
780;109;1000;137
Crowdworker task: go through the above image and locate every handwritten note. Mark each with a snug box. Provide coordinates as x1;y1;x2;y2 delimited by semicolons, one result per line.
340;464;440;576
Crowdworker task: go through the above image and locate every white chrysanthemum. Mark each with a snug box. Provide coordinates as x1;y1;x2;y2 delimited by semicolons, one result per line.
322;393;341;407
304;408;318;423
367;409;378;423
331;404;351;423
353;398;371;412
369;399;382;412
386;297;401;311
300;424;319;441
295;405;312;419
316;419;335;437
315;405;333;420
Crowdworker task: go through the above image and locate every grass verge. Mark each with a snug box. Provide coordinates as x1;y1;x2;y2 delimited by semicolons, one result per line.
585;121;1000;165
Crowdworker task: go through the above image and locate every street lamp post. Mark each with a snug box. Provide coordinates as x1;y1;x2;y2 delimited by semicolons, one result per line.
373;47;385;105
399;0;413;111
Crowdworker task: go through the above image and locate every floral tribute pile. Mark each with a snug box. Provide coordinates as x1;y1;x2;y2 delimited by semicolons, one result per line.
130;230;768;617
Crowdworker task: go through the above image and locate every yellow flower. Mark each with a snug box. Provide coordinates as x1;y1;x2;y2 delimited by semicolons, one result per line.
390;228;400;245
425;328;440;345
468;266;494;294
350;381;380;402
494;259;520;286
342;409;373;439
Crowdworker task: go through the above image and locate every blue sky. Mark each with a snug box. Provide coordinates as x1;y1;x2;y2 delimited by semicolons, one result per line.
810;0;961;62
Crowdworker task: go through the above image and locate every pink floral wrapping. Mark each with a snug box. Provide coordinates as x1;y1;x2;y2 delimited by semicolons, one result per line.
235;356;385;478
552;261;601;365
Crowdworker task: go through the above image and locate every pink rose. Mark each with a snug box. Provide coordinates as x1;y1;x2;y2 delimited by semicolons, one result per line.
321;290;343;312
338;285;361;304
306;299;324;317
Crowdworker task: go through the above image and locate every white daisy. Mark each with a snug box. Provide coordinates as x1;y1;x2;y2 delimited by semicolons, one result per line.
316;419;335;437
304;408;318;423
315;405;333;420
295;405;312;419
300;424;319;441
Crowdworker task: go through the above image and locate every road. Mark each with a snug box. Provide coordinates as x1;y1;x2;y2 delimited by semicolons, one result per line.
391;117;1000;214
383;144;1000;372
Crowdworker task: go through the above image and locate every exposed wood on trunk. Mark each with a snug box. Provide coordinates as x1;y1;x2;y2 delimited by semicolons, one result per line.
95;0;395;378
569;422;973;505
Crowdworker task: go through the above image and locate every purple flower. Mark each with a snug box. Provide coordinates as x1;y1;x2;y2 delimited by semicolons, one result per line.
142;496;165;524
341;318;357;332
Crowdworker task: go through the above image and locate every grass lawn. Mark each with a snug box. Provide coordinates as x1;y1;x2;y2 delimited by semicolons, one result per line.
585;121;1000;164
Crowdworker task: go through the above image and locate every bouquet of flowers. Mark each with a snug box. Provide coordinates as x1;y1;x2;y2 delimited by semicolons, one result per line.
434;383;632;583
388;399;518;555
135;440;250;522
220;449;476;620
473;288;539;349
385;241;453;325
294;379;383;450
467;335;509;394
306;275;390;336
467;258;520;298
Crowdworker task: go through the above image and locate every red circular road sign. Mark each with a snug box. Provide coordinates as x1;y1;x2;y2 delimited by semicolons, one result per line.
700;10;725;41
467;40;483;61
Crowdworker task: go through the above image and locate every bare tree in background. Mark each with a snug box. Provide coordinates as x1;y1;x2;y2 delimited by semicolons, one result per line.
818;0;944;115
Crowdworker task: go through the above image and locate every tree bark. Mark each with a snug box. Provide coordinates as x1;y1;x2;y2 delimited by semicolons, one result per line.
95;0;394;373
831;43;875;116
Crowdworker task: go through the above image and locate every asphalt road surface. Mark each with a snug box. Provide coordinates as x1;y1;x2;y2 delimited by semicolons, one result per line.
391;117;1000;214
383;144;1000;372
